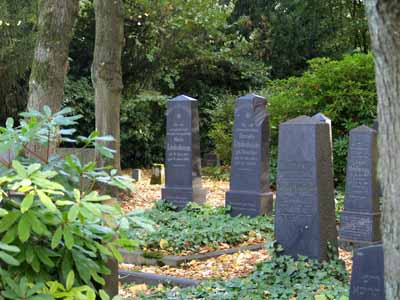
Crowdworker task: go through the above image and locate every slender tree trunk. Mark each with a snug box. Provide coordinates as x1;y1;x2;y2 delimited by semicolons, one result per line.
92;0;124;171
92;0;124;296
28;0;79;113
365;1;400;299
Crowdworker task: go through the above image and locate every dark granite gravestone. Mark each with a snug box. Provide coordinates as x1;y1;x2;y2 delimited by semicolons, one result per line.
339;126;381;245
350;244;385;300
161;95;206;209
275;116;337;260
312;113;332;144
225;94;273;217
202;153;221;167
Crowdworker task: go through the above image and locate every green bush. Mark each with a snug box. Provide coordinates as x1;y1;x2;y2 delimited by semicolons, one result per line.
209;53;377;187
120;93;167;168
0;107;146;299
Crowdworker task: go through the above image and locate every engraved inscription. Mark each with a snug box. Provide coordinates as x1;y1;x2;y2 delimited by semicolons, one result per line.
166;107;191;169
340;213;373;241
346;133;372;206
352;275;382;297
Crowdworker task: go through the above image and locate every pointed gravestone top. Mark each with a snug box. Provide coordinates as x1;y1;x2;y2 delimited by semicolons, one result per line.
170;95;197;102
275;115;337;260
339;125;381;245
352;125;376;133
162;95;206;209
226;94;273;217
312;113;331;124
238;93;265;101
283;115;319;124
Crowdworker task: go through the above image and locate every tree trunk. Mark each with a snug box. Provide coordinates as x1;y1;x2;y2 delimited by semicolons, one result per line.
92;0;124;171
92;0;124;297
27;0;79;113
365;1;400;299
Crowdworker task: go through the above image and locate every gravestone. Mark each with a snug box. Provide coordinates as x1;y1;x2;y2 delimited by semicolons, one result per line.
202;153;221;167
339;126;381;245
150;164;165;185
161;95;206;209
132;169;142;181
350;245;385;300
312;113;332;146
275;116;337;260
225;94;273;217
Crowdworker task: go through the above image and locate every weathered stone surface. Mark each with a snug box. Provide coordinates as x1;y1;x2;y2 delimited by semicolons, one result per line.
161;95;206;209
202;153;221;167
350;245;385;300
132;168;142;181
150;164;165;185
225;94;273;217
275;116;337;260
339;126;381;244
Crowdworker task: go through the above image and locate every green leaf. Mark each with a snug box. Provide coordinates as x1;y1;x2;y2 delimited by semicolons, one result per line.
28;211;47;236
2;226;17;244
12;160;27;177
18;214;31;242
66;270;75;290
21;192;34;213
35;247;54;267
0;242;19;253
37;190;57;212
73;189;80;202
68;205;79;222
27;163;41;175
63;226;74;250
315;295;328;300
51;227;63;249
99;289;110;300
5;118;14;129
0;208;8;217
0;250;19;266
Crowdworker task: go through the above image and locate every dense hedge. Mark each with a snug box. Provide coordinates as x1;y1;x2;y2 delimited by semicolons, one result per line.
210;53;377;187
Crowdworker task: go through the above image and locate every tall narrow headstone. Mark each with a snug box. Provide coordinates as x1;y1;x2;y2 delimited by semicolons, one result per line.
161;95;206;209
350;245;385;300
275;116;337;260
339;126;381;245
225;94;273;217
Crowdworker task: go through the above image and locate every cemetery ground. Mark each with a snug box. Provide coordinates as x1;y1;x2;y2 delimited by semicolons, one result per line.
118;169;353;300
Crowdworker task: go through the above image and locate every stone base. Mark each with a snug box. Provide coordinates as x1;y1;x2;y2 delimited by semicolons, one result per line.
225;190;273;217
339;211;381;243
161;187;206;210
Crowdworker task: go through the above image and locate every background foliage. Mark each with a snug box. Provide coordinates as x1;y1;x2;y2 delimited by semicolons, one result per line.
1;0;375;184
210;53;377;186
